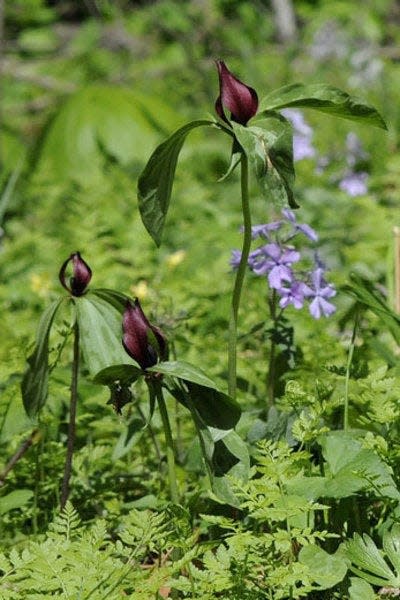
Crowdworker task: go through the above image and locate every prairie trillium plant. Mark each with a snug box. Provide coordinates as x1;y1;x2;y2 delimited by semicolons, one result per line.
59;251;92;296
137;59;386;402
21;253;136;507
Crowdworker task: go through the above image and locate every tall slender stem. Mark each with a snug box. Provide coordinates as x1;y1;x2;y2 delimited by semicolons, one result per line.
228;153;251;399
155;383;179;504
60;320;80;509
344;310;359;432
267;289;278;406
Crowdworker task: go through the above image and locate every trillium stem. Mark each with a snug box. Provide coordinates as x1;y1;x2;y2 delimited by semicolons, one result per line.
154;382;179;504
228;153;251;399
60;320;80;509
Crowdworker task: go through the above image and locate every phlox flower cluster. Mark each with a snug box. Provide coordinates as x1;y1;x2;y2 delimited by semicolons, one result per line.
231;209;336;319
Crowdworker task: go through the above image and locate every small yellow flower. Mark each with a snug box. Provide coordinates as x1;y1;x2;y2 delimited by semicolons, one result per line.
165;249;186;269
130;280;149;300
30;273;51;299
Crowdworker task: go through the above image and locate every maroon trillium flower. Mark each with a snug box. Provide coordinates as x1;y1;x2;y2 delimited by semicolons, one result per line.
215;60;259;126
59;252;92;296
122;299;168;370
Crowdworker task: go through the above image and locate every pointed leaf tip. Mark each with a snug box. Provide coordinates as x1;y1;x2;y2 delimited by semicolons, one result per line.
137;120;213;245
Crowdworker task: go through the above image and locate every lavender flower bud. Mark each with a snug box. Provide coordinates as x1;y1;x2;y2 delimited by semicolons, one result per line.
59;252;92;296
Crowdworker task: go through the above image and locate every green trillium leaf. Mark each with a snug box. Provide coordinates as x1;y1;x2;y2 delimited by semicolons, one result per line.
138;119;214;246
147;360;219;389
259;83;387;129
92;288;131;314
93;364;142;386
233;115;297;209
157;361;241;430
21;297;64;418
75;295;134;376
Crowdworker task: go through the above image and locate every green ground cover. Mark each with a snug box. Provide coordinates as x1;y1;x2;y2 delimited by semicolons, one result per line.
1;1;400;597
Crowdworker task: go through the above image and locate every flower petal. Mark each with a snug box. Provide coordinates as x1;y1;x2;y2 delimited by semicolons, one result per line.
215;60;258;125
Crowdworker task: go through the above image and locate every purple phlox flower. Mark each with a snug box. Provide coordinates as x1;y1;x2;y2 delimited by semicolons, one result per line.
345;133;368;168
278;280;307;310
303;268;336;319
339;171;368;197
282;208;319;242
281;109;316;161
249;242;300;289
230;249;242;270
250;221;283;239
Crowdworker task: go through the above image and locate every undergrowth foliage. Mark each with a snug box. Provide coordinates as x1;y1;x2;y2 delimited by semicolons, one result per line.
1;1;400;599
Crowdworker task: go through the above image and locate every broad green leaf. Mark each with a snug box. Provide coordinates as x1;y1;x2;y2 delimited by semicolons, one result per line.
93;364;142;385
286;474;327;501
21;298;64;418
35;85;181;184
383;526;400;576
184;383;241;430
346;533;399;586
91;288;130;314
153;361;241;430
344;273;400;345
348;578;376;600
319;432;400;500
137;119;213;245
232;116;297;209
75;296;131;376
148;360;219;389
299;545;348;589
259;83;387;129
0;490;33;515
211;431;250;507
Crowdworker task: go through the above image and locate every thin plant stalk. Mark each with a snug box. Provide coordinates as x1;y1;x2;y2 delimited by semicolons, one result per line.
60;320;80;509
0;428;39;485
344;309;359;432
228;153;251;399
267;289;278;406
154;382;179;504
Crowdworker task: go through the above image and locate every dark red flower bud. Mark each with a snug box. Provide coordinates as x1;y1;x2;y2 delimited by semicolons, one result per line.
215;60;258;126
122;299;168;370
59;252;92;296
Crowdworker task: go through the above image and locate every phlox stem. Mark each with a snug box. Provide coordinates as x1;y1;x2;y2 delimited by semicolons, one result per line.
228;153;251;399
